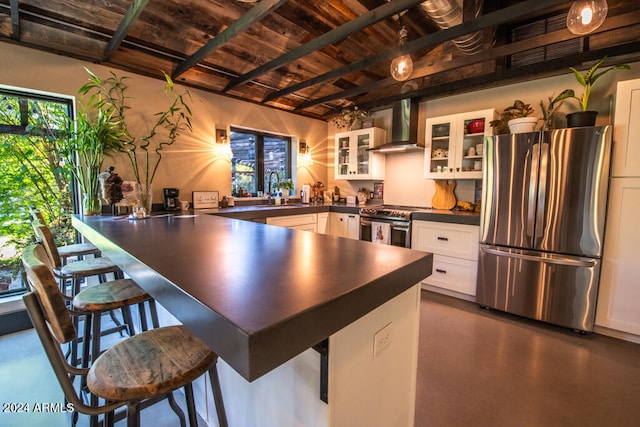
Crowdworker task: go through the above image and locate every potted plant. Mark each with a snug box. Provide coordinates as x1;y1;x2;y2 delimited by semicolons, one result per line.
565;56;630;127
62;99;123;215
76;68;192;216
539;90;574;131
332;106;369;131
279;179;295;196
490;100;538;134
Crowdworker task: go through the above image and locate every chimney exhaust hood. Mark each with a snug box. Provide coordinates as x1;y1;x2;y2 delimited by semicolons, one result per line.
368;98;423;153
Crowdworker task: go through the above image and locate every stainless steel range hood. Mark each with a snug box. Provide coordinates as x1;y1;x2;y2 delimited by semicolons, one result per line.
368;98;423;153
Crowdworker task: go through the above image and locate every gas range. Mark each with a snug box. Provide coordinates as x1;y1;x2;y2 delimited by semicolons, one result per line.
359;205;419;221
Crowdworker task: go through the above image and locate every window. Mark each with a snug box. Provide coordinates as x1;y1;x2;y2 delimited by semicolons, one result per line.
230;128;292;197
0;87;74;298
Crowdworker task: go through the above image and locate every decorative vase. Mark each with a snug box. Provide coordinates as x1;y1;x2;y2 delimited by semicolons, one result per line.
135;183;153;217
566;111;598;128
82;194;102;216
508;117;539;134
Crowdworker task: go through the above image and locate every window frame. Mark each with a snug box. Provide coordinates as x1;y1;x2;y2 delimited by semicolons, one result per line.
229;126;294;196
0;84;76;299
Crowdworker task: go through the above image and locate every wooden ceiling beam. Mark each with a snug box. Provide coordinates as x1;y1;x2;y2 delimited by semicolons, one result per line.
357;40;640;113
262;0;574;104
299;9;640;112
103;0;150;61
9;0;20;40
226;0;427;93
172;0;290;79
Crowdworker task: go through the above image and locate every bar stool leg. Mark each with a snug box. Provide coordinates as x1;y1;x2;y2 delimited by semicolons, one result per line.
184;383;197;426
209;366;228;427
166;392;187;427
127;402;141;427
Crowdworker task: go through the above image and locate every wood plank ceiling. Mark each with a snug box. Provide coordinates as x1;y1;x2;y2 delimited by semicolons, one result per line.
1;0;639;121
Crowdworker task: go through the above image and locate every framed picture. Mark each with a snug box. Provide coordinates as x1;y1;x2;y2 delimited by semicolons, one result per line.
192;191;219;209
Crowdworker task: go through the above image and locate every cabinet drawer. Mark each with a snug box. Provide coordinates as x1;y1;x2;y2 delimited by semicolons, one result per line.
267;214;317;228
423;255;478;296
412;221;479;260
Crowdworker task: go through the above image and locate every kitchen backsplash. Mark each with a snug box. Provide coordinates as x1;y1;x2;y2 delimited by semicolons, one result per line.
383;151;477;207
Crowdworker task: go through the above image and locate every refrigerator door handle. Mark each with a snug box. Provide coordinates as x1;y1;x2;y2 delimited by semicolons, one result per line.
481;246;597;268
526;142;539;238
535;142;550;239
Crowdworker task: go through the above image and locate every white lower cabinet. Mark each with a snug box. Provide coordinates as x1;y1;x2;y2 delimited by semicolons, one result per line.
595;178;640;338
267;213;318;232
317;212;329;234
411;220;479;299
328;212;360;239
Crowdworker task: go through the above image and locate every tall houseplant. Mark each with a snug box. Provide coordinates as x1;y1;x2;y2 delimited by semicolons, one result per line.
77;68;192;215
565;56;630;127
62;105;123;215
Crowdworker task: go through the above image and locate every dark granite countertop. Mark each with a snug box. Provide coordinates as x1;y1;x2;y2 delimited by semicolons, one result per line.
201;202;478;225
411;209;480;226
73;213;432;381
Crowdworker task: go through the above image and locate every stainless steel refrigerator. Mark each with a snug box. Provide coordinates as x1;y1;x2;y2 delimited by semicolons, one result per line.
477;126;612;331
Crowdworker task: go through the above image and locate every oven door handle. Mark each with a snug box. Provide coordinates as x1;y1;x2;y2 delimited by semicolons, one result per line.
360;219;373;227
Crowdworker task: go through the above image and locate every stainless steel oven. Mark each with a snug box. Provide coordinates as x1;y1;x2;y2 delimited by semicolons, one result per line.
359;207;413;248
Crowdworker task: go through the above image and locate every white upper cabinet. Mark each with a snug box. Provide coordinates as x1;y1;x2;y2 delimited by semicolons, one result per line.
424;109;497;180
335;127;386;180
612;78;640;177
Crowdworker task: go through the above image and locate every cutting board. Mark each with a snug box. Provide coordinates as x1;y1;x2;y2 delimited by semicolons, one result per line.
432;180;457;210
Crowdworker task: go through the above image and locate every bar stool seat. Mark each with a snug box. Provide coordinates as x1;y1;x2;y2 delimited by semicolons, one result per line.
58;242;101;260
88;325;217;401
73;278;150;312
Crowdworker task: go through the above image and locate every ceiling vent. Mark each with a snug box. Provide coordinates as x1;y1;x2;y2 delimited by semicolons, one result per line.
420;0;485;55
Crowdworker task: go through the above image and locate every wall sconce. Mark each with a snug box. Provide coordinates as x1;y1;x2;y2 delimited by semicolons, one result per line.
213;128;232;159
299;140;308;154
566;0;608;35
216;128;229;144
298;140;313;166
390;26;413;81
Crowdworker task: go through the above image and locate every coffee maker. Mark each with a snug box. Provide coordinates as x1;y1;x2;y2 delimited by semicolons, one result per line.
163;188;180;211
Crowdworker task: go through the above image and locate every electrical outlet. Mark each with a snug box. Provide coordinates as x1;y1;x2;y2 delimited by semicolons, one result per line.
373;322;393;357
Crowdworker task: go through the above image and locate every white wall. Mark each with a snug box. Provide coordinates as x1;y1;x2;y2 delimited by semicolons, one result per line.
0;42;328;203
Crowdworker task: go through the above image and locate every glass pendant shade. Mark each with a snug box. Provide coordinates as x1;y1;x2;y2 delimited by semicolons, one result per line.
390;26;413;81
566;0;608;35
390;55;414;81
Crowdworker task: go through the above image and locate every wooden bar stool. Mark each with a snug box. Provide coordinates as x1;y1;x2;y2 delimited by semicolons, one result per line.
32;220;123;297
29;207;101;265
22;245;228;427
27;243;158;364
33;223;154;367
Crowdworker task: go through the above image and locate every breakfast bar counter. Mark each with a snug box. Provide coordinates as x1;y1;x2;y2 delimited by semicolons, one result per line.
73;213;432;426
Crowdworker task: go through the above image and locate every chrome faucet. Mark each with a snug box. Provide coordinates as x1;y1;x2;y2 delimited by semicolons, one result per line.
266;170;280;202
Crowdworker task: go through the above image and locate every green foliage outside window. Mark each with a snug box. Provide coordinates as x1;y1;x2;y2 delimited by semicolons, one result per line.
0;93;74;279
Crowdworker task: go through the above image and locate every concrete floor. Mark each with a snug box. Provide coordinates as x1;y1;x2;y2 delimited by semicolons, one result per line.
417;291;640;427
1;290;639;426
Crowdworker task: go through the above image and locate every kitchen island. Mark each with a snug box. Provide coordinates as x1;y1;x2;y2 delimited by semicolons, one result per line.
73;213;432;427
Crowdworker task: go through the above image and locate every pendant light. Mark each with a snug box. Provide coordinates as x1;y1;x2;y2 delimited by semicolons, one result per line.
566;0;608;35
390;26;413;81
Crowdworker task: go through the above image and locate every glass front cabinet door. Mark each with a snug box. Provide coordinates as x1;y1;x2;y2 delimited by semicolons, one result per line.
424;109;497;180
335;127;386;180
